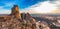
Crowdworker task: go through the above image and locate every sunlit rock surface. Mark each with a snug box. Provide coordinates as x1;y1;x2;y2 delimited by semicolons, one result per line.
11;5;21;19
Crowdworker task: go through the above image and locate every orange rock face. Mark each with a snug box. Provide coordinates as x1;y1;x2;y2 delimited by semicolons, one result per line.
11;5;21;19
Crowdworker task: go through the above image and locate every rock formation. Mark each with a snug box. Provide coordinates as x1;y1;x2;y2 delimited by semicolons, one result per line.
11;5;21;19
0;5;55;29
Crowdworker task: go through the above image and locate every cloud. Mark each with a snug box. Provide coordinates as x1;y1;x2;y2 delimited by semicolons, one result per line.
48;0;60;14
4;2;16;7
21;1;59;14
0;9;11;14
0;2;16;14
50;9;60;14
0;4;11;14
0;0;60;14
49;6;60;14
0;7;11;14
0;6;4;9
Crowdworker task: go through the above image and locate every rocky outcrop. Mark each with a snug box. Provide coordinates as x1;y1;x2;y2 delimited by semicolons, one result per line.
11;5;21;19
0;5;56;29
0;5;39;29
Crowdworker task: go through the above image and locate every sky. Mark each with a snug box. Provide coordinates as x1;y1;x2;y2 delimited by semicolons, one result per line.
0;0;60;14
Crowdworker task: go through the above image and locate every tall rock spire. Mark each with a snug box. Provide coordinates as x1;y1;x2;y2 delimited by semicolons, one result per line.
11;5;21;19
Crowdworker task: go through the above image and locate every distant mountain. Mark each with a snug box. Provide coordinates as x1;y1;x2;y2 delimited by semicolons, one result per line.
0;13;60;17
31;14;60;17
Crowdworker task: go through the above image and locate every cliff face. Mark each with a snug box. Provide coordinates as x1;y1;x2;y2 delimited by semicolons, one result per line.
11;5;21;19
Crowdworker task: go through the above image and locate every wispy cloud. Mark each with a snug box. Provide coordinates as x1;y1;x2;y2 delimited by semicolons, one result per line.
21;0;60;14
0;6;11;14
0;2;15;14
0;0;60;14
5;2;16;7
0;9;11;14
